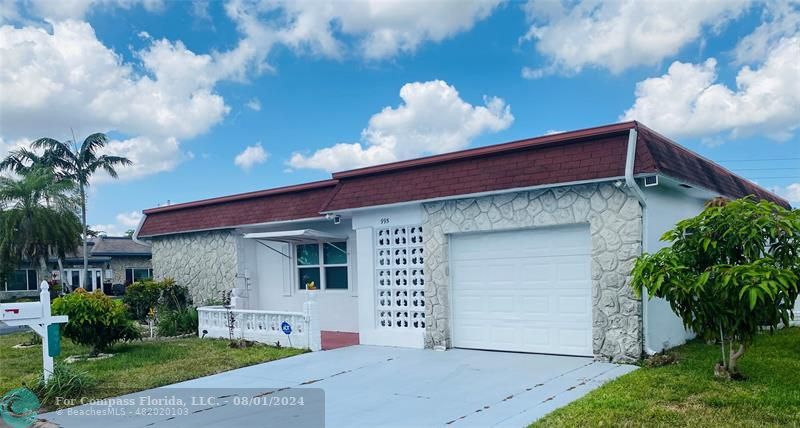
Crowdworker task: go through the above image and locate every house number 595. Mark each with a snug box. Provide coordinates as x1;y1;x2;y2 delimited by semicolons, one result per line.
380;218;390;224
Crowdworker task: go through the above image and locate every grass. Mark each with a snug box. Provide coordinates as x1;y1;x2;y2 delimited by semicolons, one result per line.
0;332;305;408
533;327;800;427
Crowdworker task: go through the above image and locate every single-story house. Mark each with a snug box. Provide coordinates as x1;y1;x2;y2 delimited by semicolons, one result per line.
135;121;792;362
1;236;152;299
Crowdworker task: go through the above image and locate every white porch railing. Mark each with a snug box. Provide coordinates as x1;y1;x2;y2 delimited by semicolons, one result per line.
197;298;320;351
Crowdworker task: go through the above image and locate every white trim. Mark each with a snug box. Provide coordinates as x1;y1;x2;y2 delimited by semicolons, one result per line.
244;229;346;243
324;176;629;215
138;216;328;239
2;269;39;292
125;267;154;283
293;241;350;292
132;212;147;245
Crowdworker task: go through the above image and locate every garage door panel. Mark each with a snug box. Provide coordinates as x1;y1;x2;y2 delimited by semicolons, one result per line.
451;225;592;356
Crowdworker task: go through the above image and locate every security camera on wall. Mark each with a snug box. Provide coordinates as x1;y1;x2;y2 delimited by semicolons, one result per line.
333;215;341;225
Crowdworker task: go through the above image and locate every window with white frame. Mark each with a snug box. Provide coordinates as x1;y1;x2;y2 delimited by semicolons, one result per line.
297;242;348;290
3;269;38;291
125;268;153;285
375;225;425;329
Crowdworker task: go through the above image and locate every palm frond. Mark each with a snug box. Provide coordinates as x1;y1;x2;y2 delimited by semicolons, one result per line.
80;133;108;161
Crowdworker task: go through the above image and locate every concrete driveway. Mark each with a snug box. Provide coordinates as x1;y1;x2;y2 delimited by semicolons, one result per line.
42;345;636;428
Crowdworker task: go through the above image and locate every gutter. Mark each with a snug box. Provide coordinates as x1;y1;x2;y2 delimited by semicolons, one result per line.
625;127;657;356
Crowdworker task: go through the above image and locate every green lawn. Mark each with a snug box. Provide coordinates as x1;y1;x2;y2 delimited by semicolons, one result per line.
534;327;800;427
0;332;305;407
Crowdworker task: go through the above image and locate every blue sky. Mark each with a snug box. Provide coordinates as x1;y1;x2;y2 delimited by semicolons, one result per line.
0;0;798;234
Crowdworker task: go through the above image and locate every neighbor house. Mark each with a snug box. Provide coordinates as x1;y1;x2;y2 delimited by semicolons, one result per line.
135;122;792;361
1;236;152;299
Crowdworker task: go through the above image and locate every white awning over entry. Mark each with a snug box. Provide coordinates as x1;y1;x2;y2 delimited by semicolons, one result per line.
243;229;346;244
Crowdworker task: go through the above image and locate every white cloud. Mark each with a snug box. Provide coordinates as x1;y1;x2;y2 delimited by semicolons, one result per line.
234;143;269;171
521;0;749;77
246;98;262;111
0;20;230;180
93;136;185;183
2;1;503;184
289;80;513;172
116;211;143;227
91;210;142;236
621;36;800;140
220;0;502;74
28;0;164;21
733;2;799;65
784;183;800;204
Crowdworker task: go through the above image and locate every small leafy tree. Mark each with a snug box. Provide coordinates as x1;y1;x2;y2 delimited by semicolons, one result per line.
52;289;141;356
632;197;799;377
123;280;164;321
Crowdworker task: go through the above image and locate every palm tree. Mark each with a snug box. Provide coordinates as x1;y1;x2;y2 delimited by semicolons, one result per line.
30;134;131;288
0;168;82;281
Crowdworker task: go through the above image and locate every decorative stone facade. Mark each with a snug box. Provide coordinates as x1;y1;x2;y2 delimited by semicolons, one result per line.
150;230;240;305
107;256;153;285
422;183;643;362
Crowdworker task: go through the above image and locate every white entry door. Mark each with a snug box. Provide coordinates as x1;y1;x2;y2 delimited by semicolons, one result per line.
450;225;593;356
65;269;103;292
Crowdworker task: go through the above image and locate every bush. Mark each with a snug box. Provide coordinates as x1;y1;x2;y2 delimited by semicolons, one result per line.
157;307;198;337
123;278;191;321
31;362;95;405
123;280;163;321
159;278;191;312
51;289;141;355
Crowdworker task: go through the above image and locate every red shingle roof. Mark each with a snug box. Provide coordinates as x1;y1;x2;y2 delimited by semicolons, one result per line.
138;180;338;237
137;122;790;238
323;121;788;211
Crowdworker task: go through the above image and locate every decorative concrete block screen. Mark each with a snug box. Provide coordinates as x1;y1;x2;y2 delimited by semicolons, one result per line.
375;225;426;329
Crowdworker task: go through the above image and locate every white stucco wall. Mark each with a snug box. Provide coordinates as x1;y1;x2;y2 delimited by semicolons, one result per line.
352;204;426;348
239;219;359;333
642;184;708;352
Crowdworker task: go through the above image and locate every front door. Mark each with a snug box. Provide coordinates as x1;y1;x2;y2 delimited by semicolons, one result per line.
65;269;103;291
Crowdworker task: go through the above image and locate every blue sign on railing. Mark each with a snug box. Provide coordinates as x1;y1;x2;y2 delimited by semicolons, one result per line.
281;321;292;335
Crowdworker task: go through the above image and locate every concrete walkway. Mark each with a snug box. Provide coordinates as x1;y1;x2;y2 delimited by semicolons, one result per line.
42;345;636;428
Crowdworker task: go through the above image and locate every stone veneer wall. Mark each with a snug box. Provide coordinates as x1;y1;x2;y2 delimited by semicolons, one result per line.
422;183;643;362
108;256;153;285
150;230;240;305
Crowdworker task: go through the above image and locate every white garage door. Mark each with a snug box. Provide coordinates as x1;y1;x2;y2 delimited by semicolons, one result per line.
450;225;592;356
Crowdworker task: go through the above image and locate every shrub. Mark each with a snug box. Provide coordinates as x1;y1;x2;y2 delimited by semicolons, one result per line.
632;198;799;377
51;289;141;356
157;307;198;337
31;362;95;405
123;280;163;321
159;278;191;312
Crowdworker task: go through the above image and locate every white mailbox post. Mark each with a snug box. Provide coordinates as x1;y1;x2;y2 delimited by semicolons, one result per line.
0;281;68;381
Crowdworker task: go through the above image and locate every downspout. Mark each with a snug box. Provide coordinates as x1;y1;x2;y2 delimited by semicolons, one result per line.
625;128;656;355
625;128;646;207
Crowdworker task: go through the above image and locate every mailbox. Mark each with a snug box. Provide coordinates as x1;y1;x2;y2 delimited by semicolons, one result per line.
47;323;61;357
0;302;43;321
